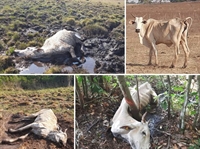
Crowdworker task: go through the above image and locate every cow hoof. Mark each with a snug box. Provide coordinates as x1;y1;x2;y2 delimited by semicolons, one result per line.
147;63;152;66
182;65;187;68
8;128;15;133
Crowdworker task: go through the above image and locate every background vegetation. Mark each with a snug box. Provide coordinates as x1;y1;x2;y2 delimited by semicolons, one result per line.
0;75;74;90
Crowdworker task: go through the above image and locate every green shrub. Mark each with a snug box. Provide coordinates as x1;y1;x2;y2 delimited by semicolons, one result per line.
16;42;28;49
12;32;20;41
28;41;41;47
27;14;35;19
105;19;120;30
7;39;15;47
0;40;7;51
6;47;15;56
63;17;76;26
0;56;15;72
27;33;37;39
45;66;62;74
9;20;27;31
110;31;123;41
1;5;14;13
188;138;200;149
81;18;94;27
82;24;108;37
37;37;45;44
46;16;56;23
4;67;19;74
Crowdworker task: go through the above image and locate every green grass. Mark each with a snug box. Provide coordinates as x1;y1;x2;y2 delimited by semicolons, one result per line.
82;24;108;37
0;0;124;73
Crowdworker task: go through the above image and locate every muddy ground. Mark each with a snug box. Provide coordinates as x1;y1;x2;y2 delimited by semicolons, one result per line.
126;2;200;74
0;87;74;149
0;0;124;74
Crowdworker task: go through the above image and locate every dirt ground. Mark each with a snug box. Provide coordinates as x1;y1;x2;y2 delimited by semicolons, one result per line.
126;2;200;74
76;91;132;149
0;87;74;149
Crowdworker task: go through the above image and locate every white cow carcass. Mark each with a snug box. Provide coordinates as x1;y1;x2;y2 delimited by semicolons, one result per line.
2;109;67;146
14;29;85;64
111;82;157;149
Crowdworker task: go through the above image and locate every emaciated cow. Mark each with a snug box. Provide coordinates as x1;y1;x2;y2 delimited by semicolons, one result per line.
2;109;67;146
129;16;192;68
111;82;157;149
14;29;85;64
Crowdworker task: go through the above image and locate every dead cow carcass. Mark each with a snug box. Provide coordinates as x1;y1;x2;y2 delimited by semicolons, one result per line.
2;109;67;146
14;29;85;64
129;16;192;68
111;82;157;149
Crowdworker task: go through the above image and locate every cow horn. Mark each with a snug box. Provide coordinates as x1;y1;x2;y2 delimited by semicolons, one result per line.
131;14;135;18
142;14;147;18
141;112;147;123
64;128;68;134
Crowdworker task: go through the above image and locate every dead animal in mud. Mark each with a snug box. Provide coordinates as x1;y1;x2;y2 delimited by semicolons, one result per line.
111;82;157;149
14;29;86;65
1;109;67;146
129;16;192;68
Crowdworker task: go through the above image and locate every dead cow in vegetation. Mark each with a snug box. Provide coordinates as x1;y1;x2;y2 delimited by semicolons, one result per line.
14;29;85;64
129;16;192;68
2;109;67;146
111;82;157;149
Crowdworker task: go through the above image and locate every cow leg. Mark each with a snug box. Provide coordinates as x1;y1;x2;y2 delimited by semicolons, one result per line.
22;110;43;121
170;44;179;68
64;46;86;65
148;48;153;65
8;123;35;133
69;46;76;58
151;43;158;66
181;42;189;68
2;132;30;143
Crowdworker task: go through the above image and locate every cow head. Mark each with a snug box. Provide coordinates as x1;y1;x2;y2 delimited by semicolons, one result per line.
48;129;68;146
14;47;44;59
119;113;150;149
129;15;147;33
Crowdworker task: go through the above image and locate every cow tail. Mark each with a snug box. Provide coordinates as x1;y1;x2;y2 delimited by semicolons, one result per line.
183;17;193;38
185;17;193;30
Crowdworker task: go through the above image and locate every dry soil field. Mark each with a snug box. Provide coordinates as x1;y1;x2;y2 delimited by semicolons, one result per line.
126;2;200;74
0;87;74;149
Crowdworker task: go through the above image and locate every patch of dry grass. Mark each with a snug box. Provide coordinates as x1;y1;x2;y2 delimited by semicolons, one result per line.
0;87;74;117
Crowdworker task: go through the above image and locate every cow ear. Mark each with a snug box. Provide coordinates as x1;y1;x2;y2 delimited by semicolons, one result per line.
129;20;135;24
141;112;147;123
142;20;147;24
37;48;44;53
120;125;136;130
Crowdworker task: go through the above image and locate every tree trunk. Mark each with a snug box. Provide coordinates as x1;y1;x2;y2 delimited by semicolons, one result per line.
193;75;200;128
179;75;192;131
76;77;84;109
167;75;171;120
116;76;140;120
135;76;140;111
82;76;88;100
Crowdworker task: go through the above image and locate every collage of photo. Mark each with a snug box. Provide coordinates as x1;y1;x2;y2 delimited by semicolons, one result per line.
0;0;200;149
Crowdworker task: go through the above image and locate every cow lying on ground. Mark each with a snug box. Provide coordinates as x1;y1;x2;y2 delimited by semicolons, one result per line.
14;29;85;65
111;82;157;149
129;16;192;68
2;109;67;146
